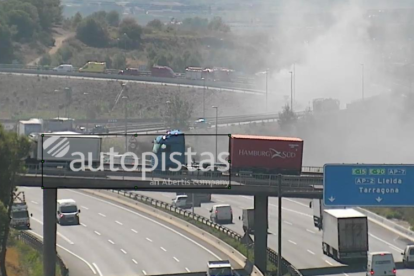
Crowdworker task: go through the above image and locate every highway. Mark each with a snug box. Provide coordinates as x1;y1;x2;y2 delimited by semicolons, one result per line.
21;187;240;276
136;191;414;276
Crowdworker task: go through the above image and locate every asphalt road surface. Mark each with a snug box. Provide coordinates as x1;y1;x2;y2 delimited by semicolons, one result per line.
136;191;414;276
21;187;240;276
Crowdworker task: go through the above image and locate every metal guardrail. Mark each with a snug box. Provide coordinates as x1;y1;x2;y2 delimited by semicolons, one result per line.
17;231;69;276
355;207;414;242
0;66;263;95
109;190;303;276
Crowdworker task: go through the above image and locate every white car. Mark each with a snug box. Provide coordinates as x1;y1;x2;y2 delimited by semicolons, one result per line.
53;64;74;73
209;204;233;224
172;195;189;208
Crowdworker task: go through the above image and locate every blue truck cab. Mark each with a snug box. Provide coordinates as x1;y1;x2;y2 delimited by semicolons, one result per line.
152;130;186;171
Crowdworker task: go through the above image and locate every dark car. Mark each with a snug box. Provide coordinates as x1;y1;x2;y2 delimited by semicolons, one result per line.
90;125;109;134
118;68;141;76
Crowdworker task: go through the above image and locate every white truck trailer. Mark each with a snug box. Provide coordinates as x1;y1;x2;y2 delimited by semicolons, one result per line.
322;209;369;264
26;132;102;168
18;118;43;136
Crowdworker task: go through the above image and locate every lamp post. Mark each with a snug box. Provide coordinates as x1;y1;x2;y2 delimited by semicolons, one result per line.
361;63;365;100
212;106;218;163
54;89;60;118
202;78;206;117
265;69;268;113
122;96;128;152
289;71;293;112
83;92;89;132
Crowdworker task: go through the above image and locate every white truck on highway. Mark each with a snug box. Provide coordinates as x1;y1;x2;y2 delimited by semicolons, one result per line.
10;192;32;229
207;260;233;276
18;118;43;136
322;209;369;264
26;132;102;169
309;199;346;230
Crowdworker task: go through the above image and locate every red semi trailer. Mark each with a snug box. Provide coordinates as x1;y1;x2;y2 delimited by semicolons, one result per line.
229;134;304;175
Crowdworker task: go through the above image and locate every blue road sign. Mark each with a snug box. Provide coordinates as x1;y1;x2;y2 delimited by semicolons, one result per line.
324;164;414;207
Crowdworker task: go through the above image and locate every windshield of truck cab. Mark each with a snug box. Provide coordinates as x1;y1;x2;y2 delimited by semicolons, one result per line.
60;205;78;213
12;211;29;218
209;268;232;276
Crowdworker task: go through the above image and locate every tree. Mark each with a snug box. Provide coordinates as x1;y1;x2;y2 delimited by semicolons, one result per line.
208;17;230;33
119;18;142;42
76;17;109;47
112;53;126;69
72;12;82;28
106;11;120;27
0;23;13;63
165;95;193;130
278;104;297;131
0;124;31;276
147;19;163;31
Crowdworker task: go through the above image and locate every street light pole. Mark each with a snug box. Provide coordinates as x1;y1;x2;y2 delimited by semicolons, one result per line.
265;69;268;113
212;106;218;163
361;63;365;100
203;78;206;117
289;71;293;112
122;96;128;152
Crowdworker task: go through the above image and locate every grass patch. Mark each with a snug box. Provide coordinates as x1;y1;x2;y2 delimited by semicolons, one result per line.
6;230;62;276
131;194;292;276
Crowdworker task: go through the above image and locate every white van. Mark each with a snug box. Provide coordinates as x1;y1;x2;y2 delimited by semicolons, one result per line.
402;245;414;268
53;64;74;73
367;252;396;276
57;199;80;225
210;204;233;224
172;195;189;208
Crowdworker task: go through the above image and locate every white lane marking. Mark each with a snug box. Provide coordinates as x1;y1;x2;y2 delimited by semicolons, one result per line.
142;270;147;275
284;198;309;208
146;238;153;242
307;249;315;255
115;221;123;225
31;201;38;204
325;260;333;266
269;204;313;218
94;231;101;236
81;223;87;227
161;247;167;252
98;213;106;217
92;263;103;276
121;249;127;254
284;221;292;225
185;268;191;272
82;206;89;210
108;240;115;245
288;240;297;245
173;257;180;262
132;259;138;264
306;229;315;234
28;230;96;275
72;190;223;260
131;229;138;233
369;233;403;252
343;273;349;276
31;217;74;245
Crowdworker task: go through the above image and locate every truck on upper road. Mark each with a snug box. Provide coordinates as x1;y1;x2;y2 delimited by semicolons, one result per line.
18;118;43;136
26;132;102;168
229;134;304;175
207;260;233;276
322;209;369;264
151;65;175;78
10;192;32;229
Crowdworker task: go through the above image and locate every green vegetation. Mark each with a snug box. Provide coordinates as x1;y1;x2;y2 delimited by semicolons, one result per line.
367;208;414;230
0;0;62;63
38;10;271;73
131;194;287;276
0;124;31;276
5;230;62;276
